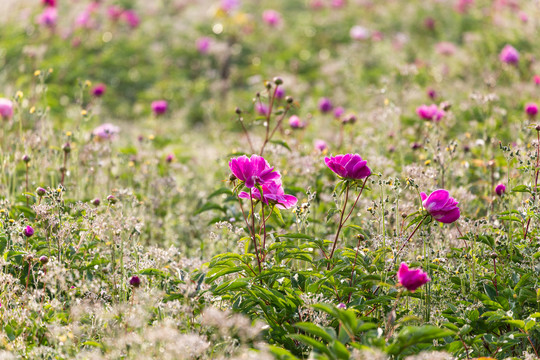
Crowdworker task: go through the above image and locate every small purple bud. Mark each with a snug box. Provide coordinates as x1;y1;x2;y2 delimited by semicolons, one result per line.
92;83;107;97
337;303;347;309
39;255;49;264
495;184;506;196
129;275;141;288
22;155;31;163
318;97;333;113
107;195;117;204
166;153;174;163
92;198;101;207
525;102;538;118
36;187;46;196
24;225;34;238
151;100;168;115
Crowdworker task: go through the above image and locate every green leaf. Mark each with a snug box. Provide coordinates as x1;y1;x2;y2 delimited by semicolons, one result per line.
294;322;334;342
81;341;103;349
289;334;332;357
512;185;530;193
208;188;233;199
195;202;226;215
267;345;300;360
269;139;291;152
386;326;455;355
139;268;170;277
506;320;525;330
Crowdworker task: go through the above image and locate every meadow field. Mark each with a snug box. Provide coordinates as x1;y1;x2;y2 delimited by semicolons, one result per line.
0;0;539;359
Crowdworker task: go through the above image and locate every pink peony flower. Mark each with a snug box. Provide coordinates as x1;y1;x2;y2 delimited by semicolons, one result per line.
421;189;460;224
262;10;282;27
239;179;297;209
349;25;370;41
108;6;123;21
122;10;140;28
325;154;371;180
229;154;281;188
0;98;14;120
37;7;58;27
288;115;305;129
196;37;211;54
151;100;168;115
93;123;119;140
416;104;445;122
499;44;519;65
398;263;430;292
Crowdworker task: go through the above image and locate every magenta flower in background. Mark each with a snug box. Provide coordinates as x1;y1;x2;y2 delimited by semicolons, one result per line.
220;0;241;12
196;37;212;54
255;102;270;116
166;153;175;163
239;180;297;209
331;0;346;8
42;0;56;7
275;86;285;99
525;103;538;118
318;97;333;113
91;83;106;97
314;139;328;152
495;183;506;196
122;10;140;28
288;115;305;129
108;6;123;21
151;100;168;115
262;10;282;27
421;189;460;224
325;154;371;180
534;75;540;86
427;88;437;100
129;275;141;288
93;123;119;140
397;263;430;292
499;45;519;65
333;106;345;119
229;154;281;188
424;17;435;31
416;104;445;122
0;98;14;120
455;0;474;13
75;10;93;28
349;25;370;41
436;42;457;56
23;225;34;238
38;7;58;27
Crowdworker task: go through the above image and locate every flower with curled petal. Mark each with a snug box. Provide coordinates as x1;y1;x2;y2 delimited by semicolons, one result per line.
398;262;430;292
421;189;460;224
324;154;371;180
229;155;281;189
239;180;297;209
